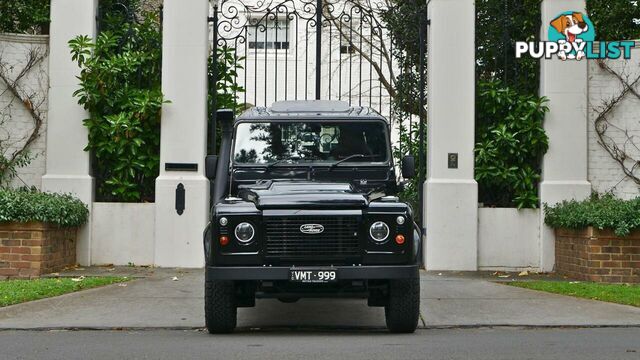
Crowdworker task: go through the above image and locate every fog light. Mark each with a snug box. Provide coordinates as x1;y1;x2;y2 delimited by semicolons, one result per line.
395;234;405;245
219;235;230;246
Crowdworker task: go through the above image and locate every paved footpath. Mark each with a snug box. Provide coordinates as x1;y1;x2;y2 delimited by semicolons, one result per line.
1;269;639;329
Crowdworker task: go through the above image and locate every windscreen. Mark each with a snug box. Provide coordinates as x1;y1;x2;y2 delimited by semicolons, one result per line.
233;121;390;165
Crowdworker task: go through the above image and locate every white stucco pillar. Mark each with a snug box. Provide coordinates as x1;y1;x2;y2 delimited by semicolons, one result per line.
154;0;210;267
42;0;97;265
539;0;591;272
424;0;478;271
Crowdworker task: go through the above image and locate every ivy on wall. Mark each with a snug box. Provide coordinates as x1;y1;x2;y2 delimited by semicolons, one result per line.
0;46;48;187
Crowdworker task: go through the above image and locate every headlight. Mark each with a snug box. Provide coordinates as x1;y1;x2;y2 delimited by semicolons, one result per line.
369;221;390;242
234;222;255;244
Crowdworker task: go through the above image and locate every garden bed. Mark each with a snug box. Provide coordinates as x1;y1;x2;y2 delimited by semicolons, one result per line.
555;228;640;283
545;195;640;283
0;189;89;278
0;222;77;278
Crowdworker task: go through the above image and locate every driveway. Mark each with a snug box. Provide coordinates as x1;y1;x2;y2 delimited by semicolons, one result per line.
1;269;639;329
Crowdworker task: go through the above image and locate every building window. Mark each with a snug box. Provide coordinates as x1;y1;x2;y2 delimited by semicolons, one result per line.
247;18;290;50
340;38;355;55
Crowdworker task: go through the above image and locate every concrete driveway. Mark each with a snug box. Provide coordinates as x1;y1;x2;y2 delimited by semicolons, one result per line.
1;269;639;330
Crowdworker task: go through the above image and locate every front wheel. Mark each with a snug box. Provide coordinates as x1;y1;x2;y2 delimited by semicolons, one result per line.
205;280;237;334
385;278;420;333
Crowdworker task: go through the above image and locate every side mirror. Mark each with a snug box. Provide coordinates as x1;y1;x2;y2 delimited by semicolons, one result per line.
205;155;218;180
401;155;416;179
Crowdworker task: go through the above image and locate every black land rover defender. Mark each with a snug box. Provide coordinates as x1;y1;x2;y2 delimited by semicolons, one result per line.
203;100;421;333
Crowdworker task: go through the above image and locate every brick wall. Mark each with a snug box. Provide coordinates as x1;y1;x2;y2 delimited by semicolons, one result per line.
0;33;49;189
588;44;640;200
0;222;77;279
555;228;640;283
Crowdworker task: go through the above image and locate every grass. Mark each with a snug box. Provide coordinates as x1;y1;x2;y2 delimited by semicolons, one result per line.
507;281;640;307
0;277;130;307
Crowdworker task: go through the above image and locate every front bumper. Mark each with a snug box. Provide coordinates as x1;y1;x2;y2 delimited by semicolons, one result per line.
206;264;419;281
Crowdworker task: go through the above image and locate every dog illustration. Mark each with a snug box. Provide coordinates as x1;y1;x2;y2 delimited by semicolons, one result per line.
550;12;589;60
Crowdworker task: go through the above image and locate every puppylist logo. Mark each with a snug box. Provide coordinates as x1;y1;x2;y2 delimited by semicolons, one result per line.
516;11;635;61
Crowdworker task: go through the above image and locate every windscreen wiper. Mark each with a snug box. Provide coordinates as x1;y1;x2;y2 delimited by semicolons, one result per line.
265;157;300;171
330;154;373;169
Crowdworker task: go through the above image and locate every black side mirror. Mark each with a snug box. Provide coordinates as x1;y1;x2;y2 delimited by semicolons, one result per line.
205;155;218;180
401;155;416;179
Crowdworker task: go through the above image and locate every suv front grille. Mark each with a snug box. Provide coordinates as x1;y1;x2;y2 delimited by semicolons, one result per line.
264;216;360;263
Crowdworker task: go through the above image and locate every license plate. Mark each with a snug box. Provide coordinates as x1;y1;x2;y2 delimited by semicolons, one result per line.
289;269;337;283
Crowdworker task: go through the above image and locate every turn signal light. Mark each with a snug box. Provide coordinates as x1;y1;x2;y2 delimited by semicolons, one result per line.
219;236;230;246
395;234;405;245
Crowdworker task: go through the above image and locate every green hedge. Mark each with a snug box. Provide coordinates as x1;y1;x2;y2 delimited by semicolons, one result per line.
0;189;89;228
0;0;50;35
544;194;640;237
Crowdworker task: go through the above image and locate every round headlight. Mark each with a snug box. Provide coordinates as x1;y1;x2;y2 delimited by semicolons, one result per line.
234;222;255;243
369;221;390;242
219;217;228;226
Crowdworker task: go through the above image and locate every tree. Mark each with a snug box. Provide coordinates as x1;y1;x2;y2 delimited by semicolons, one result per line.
587;0;640;41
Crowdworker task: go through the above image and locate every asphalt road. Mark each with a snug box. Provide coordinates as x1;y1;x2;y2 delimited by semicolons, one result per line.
1;327;639;360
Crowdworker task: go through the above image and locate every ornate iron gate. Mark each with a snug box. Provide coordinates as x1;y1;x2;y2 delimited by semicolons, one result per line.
208;0;426;222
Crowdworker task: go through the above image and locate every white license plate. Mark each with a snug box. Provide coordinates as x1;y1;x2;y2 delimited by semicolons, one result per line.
289;269;337;283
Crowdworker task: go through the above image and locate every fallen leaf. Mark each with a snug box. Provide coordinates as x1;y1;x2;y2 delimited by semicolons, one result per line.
71;276;85;282
518;271;529;277
498;275;510;278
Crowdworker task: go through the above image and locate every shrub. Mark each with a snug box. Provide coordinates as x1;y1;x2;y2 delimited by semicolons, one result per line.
0;0;50;35
475;80;549;209
393;122;423;219
69;11;163;202
544;194;640;237
0;188;89;227
587;0;640;41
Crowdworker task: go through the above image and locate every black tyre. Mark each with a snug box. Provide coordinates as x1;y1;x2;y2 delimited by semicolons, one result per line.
385;278;420;333
205;280;237;334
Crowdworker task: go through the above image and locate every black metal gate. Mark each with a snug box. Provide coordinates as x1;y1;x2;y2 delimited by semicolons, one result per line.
208;0;426;221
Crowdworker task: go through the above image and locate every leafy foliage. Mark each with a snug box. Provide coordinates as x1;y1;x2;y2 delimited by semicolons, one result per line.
392;123;422;216
587;0;640;41
544;194;640;237
208;46;246;153
0;188;89;227
379;1;426;117
475;80;549;208
0;0;50;34
379;1;426;219
476;0;541;95
69;10;163;202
